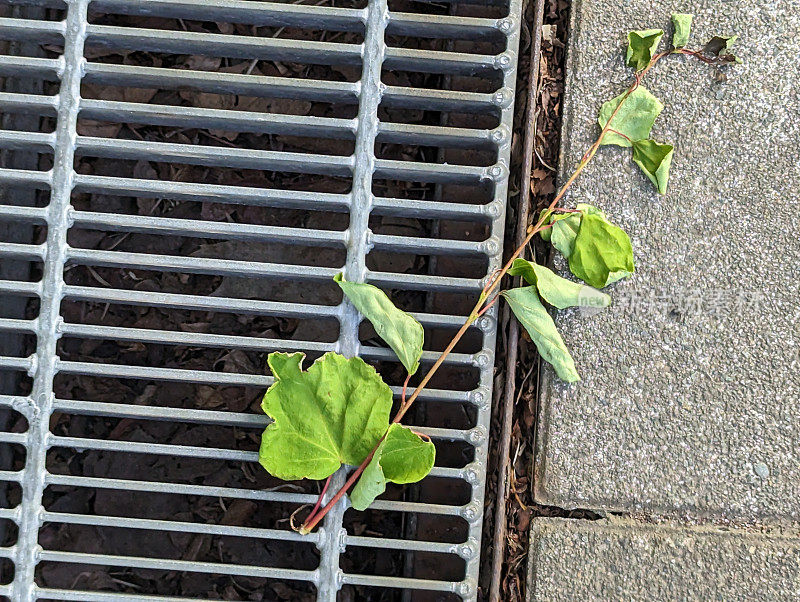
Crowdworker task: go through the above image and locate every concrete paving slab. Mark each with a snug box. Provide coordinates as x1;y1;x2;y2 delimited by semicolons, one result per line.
535;1;800;521
528;518;800;601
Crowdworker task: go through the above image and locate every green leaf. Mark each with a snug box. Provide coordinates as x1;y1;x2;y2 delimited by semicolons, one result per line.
702;35;741;63
538;208;555;241
335;273;424;375
550;213;582;258
671;13;692;48
576;203;607;219
259;352;392;481
632;139;674;194
350;423;435;511
598;86;664;147
568;213;635;288
508;259;611;310
503;287;579;382
626;29;664;71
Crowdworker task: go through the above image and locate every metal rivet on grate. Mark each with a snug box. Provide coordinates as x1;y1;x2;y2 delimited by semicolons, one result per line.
0;0;522;599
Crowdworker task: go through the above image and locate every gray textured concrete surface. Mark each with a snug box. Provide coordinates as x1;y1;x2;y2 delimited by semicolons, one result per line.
528;519;800;601
535;0;800;521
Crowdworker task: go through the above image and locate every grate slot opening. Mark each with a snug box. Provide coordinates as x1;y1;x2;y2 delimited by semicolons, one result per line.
40;521;318;568
0;107;57;134
50;412;263;453
75;154;354;193
0;482;21;510
55;336;299;379
36;561;318;599
0;259;43;286
387;0;508;16
385;31;504;56
361;323;482;355
86;11;367;43
61;263;345;304
345;505;470;542
382;70;502;96
0;519;17;549
70;191;351;230
0;410;27;435
0;370;32;398
0;444;25;476
343;545;466;582
0;335;36;361
0;1;67;20
0;559;12;588
339;585;460;602
67;224;348;259
62;300;340;343
44;446;317;498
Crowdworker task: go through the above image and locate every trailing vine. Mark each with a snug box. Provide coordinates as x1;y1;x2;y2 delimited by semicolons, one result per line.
252;14;740;534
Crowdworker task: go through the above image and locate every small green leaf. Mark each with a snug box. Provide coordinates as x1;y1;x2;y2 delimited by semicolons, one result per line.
702;35;741;63
626;29;664;71
550;213;582;258
538;208;555;241
350;423;435;511
632;139;674;194
259;352;392;481
503;287;579;382
671;13;692;48
508;258;538;285
568;213;635;288
509;259;611;310
598;86;664;147
335;273;424;375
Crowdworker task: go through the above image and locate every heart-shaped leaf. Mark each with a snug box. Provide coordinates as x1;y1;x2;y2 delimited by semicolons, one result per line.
503;287;579;382
335;273;424;375
671;13;692;48
350;423;435;511
509;258;611;310
568;213;635;288
598;86;664;147
626;29;664;71
259;352;392;481
632;139;674;194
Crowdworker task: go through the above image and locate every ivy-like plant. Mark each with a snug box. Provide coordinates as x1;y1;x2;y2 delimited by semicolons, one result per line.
255;15;740;533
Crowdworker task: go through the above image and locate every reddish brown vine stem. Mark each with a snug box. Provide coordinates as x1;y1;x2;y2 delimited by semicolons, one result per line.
298;47;698;535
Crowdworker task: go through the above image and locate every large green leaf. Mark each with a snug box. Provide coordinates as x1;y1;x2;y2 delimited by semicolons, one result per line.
350;423;435;511
568;213;635;288
335;273;424;375
671;13;692;48
503;287;579;383
598;86;664;148
508;258;611;310
259;352;392;481
626;29;664;71
632;139;674;194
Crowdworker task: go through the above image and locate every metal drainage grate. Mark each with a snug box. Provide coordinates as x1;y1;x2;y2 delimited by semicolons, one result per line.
0;0;521;599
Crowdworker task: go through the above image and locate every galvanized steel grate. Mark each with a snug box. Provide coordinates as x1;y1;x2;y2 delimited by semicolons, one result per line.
0;0;522;599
